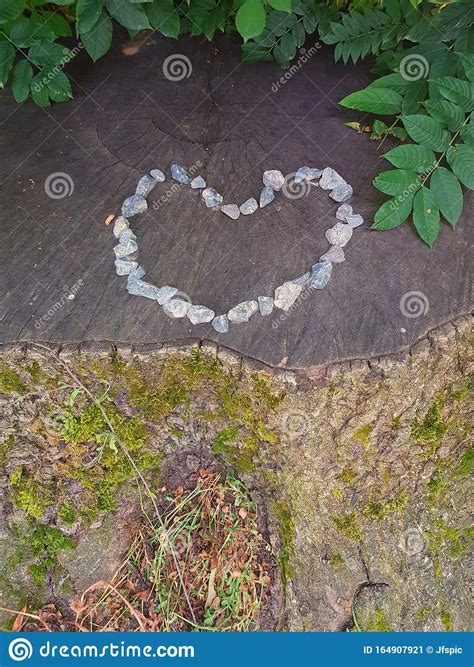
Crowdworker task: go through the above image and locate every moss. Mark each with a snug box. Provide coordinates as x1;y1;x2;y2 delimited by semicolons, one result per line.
427;519;473;561
9;466;50;520
366;608;391;632
440;609;453;632
338;467;358;485
24;361;42;384
57;503;75;525
456;447;473;476
363;490;407;523
0;360;26;394
433;559;442;578
13;522;75;586
333;512;362;542
352;424;372;447
0;436;15;466
328;552;344;570
415;607;429;623
272;500;294;593
411;399;448;448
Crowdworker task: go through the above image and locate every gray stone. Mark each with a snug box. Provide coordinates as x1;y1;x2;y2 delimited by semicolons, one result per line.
263;169;285;191
346;213;364;227
240;198;258;215
294;167;310;183
191;176;206;189
320;246;345;264
171;163;189;184
319;167;345;191
221;204;240;220
187;305;215;325
329;182;353;202
228;300;258;323
293;272;311;287
309;261;332;289
150;168;165;182
212;314;229;333
127;279;163;300
113;238;138;258
113;216;129;238
114;258;138;275
326;222;353;247
260;186;275;208
135;175;156;197
119;228;137;243
155;286;178;305
274;282;303;311
127;266;146;283
122;194;147;217
258;296;274;316
336;203;353;221
202;187;223;208
163;298;191;318
307;168;322;181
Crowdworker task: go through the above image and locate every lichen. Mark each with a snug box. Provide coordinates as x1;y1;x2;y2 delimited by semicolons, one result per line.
352;424;372;447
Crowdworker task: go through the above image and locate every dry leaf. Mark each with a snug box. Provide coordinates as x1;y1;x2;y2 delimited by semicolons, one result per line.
11;604;27;632
238;507;248;519
104;214;115;226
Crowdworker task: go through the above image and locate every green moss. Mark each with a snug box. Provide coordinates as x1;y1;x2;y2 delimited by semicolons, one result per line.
366;608;391;632
9;466;50;520
411;399;448;448
0;436;15;466
427;519;473;560
440;609;453;632
273;501;294;593
415;607;429;623
24;361;42;384
456;447;473;476
57;503;76;525
333;512;362;542
0;360;26;394
339;467;358;485
13;522;75;586
352;424;372;447
363;490;407;523
433;559;442;578
328;552;344;570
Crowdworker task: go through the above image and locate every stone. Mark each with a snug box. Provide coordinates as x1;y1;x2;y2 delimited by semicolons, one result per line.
119;228;137;243
191;176;206;189
127;279;163;300
260;186;275;208
294;166;310;183
171;163;189;184
221;204;240;220
274;282;303;311
293;272;311;286
163;298;191;318
240;198;258;215
155;286;178;305
228;300;258;323
319;167;345;191
320;246;345;264
346;213;364;228
307;168;322;181
150;168;165;182
336;203;353;221
202;187;223;208
258;296;274;316
326;222;353;247
122;194;147;217
135;175;156;197
113;238;138;258
187;304;215;324
309;261;332;289
127;266;146;283
114;258;138;275
113;216;129;238
263;169;285;191
212;314;229;333
329;182;353;202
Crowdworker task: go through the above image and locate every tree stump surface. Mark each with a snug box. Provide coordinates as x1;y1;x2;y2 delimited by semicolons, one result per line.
1;31;472;369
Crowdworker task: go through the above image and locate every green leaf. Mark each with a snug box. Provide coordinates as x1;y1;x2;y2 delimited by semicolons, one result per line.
105;0;150;30
80;12;112;62
402;114;451;152
446;144;474;189
147;0;180;38
0;42;15;88
367;72;410;93
383;144;436;173
373;169;421;196
430;76;474;112
76;0;104;33
459;125;474;148
28;42;72;66
41;11;72;37
457;53;474;82
422;99;465;132
10;21;56;47
236;0;265;42
372;194;414;230
31;72;50;107
12;60;33;103
339;87;402;115
46;69;72;101
430;167;463;228
267;0;291;12
241;42;273;62
412;187;440;247
0;0;26;24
